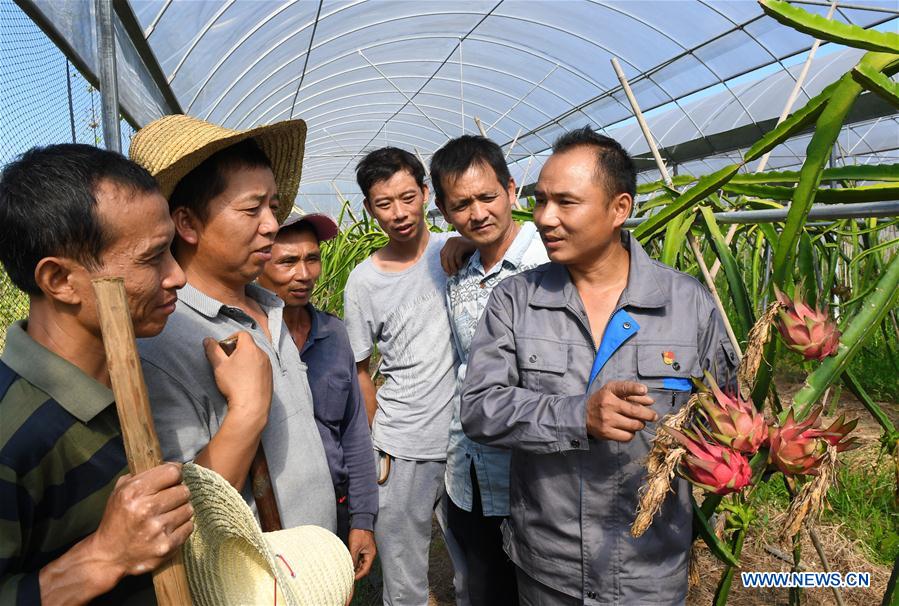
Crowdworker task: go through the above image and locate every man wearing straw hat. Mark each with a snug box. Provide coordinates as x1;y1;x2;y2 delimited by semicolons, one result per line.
461;127;737;604
257;211;379;580
130;116;337;532
0;144;193;603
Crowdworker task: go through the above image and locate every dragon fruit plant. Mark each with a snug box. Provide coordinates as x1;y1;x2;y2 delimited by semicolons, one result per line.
774;286;841;362
663;426;753;496
769;406;860;476
697;373;768;455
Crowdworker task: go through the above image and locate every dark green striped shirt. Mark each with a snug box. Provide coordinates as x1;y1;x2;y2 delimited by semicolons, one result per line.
0;321;154;605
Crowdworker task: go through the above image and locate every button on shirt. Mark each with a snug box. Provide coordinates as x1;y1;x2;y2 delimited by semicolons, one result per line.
445;222;547;516
139;283;336;532
460;232;738;604
301;305;378;531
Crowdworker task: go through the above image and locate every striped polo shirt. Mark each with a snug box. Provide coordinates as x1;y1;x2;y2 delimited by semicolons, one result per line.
0;321;154;605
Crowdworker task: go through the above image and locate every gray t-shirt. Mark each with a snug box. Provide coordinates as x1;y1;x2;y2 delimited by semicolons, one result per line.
139;282;337;532
344;231;458;461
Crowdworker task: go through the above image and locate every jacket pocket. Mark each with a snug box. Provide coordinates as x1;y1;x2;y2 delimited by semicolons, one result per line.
636;343;698;426
515;337;567;392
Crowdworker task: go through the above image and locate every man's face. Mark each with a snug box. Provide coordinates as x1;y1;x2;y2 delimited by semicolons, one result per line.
533;146;631;267
193;165;280;284
364;170;427;243
78;180;186;338
257;228;321;308
438;162;516;250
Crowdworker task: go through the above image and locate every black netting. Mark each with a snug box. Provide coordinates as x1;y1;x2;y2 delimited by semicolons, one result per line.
1;0;135;345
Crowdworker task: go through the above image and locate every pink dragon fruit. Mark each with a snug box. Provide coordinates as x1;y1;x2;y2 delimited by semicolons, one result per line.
768;407;828;476
809;414;861;453
697;373;768;454
774;286;841;361
664;426;753;495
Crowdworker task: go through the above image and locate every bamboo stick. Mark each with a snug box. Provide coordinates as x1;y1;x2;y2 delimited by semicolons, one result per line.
610;57;742;356
474;115;487;137
514;155;533;211
91;278;193;606
708;0;838;280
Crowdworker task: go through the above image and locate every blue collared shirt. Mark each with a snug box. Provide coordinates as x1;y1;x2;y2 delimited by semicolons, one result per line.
444;221;548;515
301;305;378;531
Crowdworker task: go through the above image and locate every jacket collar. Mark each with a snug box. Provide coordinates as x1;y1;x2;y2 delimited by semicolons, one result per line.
530;231;667;310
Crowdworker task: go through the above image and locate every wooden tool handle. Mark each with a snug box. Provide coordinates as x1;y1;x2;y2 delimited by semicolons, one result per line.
250;447;283;532
92;278;193;606
218;336;283;532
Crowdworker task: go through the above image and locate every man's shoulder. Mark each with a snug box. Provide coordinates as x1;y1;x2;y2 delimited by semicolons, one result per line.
0;360;52;453
647;258;714;307
0;361;110;477
490;262;553;303
315;307;349;334
345;257;376;291
138;305;210;367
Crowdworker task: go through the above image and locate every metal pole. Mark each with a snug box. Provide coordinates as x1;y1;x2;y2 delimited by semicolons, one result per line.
623;201;899;227
95;0;121;152
611;56;743;357
65;59;77;143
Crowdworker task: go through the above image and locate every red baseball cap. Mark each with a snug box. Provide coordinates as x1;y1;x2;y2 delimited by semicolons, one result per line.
279;212;339;242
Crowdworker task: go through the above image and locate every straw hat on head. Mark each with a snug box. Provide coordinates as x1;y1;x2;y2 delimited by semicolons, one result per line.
129;114;306;223
180;463;354;606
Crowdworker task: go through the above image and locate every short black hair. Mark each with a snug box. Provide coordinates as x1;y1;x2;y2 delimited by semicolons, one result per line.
355;147;426;200
169;138;272;221
430;135;512;207
552;126;636;199
0;143;158;294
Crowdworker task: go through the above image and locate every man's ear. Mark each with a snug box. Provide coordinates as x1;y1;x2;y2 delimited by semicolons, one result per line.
172;207;200;246
421;183;430;207
506;178;518;206
362;197;372;215
33;257;82;305
433;195;450;223
611;192;633;228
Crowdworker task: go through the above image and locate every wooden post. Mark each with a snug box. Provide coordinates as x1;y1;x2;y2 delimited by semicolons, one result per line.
708;0;839;280
91;278;193;606
610;56;742;357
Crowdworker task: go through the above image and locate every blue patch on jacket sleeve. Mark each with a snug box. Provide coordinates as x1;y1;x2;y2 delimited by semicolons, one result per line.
663;377;693;391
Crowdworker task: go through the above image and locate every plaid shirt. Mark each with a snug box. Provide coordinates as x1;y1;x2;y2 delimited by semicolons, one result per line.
444;221;547;515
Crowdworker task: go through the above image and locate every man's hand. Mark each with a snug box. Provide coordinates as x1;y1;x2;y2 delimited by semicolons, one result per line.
203;331;272;427
91;463;193;586
439;236;476;275
38;463;193;604
585;381;657;442
347;529;377;580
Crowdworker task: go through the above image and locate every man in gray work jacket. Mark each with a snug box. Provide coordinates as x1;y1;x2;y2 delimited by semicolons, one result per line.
460;126;738;605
